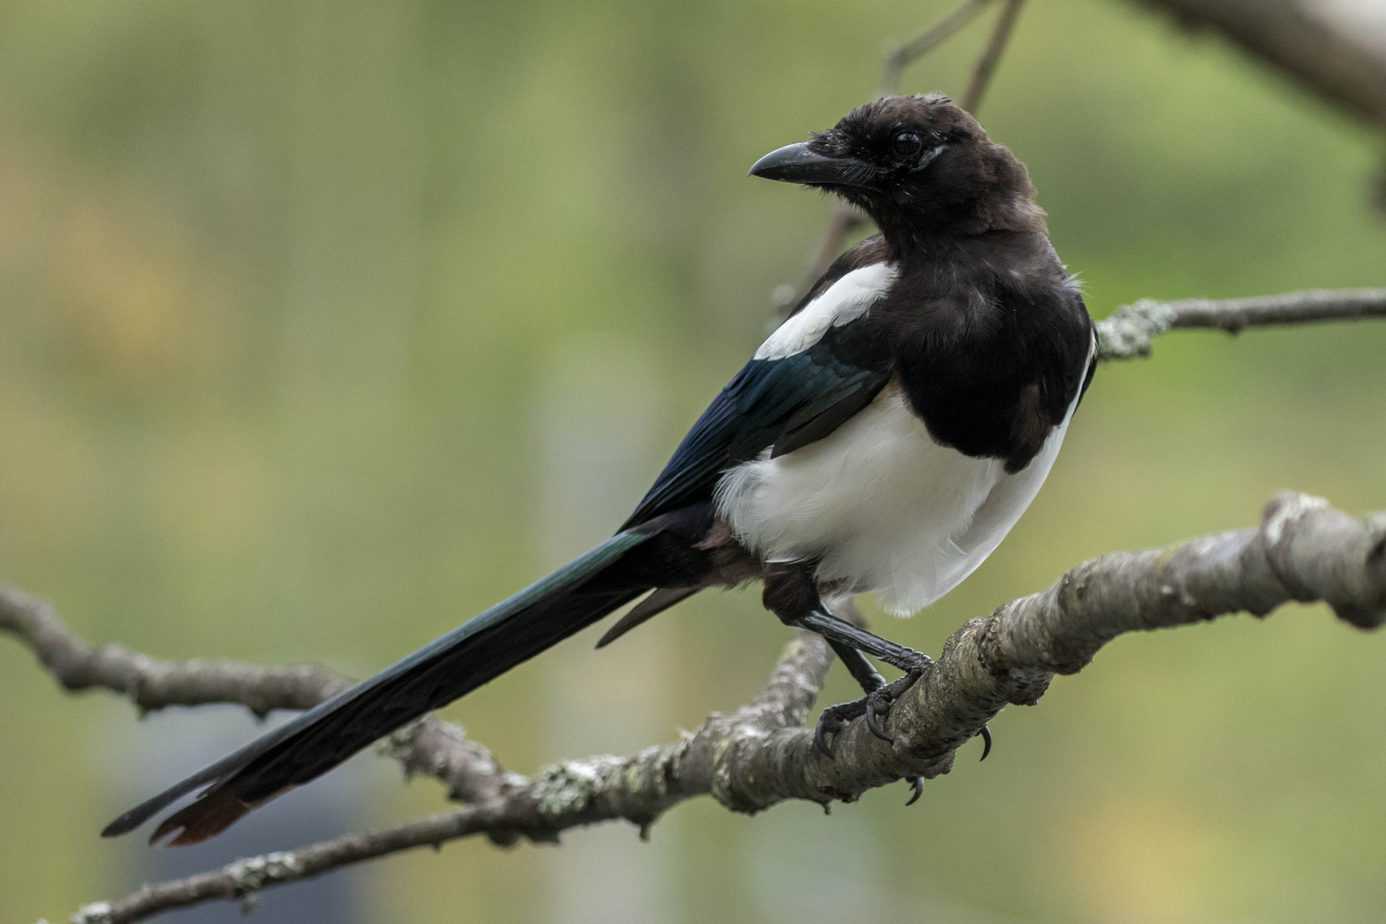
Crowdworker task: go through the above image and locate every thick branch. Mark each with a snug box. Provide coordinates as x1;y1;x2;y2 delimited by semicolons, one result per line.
1095;288;1386;360
718;493;1386;806
66;492;1386;922
0;590;516;806
1128;0;1386;129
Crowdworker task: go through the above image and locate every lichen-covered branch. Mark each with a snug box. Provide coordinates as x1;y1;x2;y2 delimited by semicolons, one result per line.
711;493;1386;807
62;492;1386;923
1095;288;1386;359
67;634;833;924
0;589;516;807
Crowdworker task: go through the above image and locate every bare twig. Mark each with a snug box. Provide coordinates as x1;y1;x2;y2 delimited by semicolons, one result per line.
882;0;994;100
960;0;1026;113
783;208;864;311
0;589;518;807
65;492;1386;923
1096;288;1386;360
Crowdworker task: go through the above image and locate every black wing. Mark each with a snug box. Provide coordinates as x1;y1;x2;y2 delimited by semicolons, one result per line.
621;312;891;530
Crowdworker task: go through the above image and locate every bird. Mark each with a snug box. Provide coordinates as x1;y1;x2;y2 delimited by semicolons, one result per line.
102;93;1095;846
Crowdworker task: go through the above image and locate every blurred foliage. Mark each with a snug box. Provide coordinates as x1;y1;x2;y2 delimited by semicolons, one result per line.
1;1;1384;921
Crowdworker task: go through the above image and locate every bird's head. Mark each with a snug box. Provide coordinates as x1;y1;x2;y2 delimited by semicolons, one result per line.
749;94;1044;243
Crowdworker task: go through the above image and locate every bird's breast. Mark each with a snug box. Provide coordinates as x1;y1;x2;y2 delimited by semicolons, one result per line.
715;379;1077;615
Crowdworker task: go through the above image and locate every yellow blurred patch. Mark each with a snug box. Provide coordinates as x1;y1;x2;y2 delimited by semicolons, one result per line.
1066;793;1219;920
52;194;206;378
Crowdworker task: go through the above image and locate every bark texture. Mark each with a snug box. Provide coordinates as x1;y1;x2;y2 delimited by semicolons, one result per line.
1097;289;1386;360
1129;0;1386;128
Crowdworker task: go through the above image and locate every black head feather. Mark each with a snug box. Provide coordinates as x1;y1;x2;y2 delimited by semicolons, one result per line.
766;94;1045;245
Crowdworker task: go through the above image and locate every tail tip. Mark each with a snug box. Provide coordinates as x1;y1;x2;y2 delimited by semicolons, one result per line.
147;791;253;847
100;813;139;839
101;789;253;847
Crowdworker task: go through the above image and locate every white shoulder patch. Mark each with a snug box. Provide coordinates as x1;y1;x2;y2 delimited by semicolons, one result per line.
754;262;897;360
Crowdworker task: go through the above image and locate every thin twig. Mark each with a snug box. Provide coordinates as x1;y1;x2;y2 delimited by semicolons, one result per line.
882;0;994;97
0;590;518;807
1095;288;1386;360
961;0;1026;112
65;492;1386;923
781;207;865;312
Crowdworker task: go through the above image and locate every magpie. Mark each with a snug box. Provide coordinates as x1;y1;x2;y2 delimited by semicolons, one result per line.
103;94;1095;845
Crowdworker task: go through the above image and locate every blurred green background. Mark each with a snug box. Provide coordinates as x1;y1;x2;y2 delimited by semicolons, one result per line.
2;1;1384;921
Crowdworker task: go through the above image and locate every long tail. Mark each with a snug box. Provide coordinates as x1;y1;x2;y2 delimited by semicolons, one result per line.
101;530;655;845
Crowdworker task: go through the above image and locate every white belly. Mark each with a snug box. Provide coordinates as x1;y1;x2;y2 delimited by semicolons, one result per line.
715;383;1078;616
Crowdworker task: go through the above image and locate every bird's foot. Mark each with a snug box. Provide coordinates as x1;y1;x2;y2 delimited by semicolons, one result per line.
813;698;926;805
812;650;932;804
813;697;866;758
860;657;930;743
813;651;931;753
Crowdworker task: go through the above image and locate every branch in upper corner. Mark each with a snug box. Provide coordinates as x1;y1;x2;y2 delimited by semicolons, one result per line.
68;492;1386;923
1126;0;1386;130
1096;288;1386;360
0;589;517;806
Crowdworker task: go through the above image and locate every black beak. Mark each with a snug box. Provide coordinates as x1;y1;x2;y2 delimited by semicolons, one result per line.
748;142;874;189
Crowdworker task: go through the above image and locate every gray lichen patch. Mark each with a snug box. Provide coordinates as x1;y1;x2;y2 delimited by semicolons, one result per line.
532;757;619;820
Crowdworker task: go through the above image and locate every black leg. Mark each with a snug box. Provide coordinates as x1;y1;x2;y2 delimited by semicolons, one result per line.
762;568;974;786
818;617;994;764
816;642;885;755
799;607;932;673
822;620;995;768
827;639;885;692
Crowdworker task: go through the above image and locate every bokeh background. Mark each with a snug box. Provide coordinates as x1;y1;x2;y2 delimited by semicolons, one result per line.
3;1;1384;921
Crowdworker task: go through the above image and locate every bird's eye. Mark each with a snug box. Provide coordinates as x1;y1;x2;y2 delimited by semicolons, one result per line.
891;130;924;160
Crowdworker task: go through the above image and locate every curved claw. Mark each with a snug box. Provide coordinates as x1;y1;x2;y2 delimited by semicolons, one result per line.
865;696;895;743
813;700;867;759
904;775;924;806
814;718;837;758
812;662;932;762
978;724;993;762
